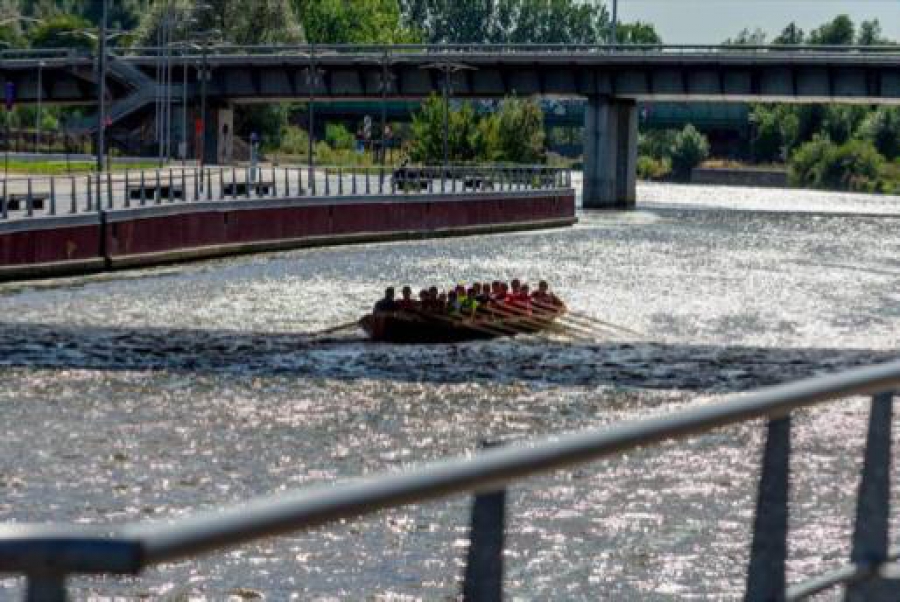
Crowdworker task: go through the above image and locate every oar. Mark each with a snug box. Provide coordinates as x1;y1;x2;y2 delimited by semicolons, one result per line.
489;304;596;342
531;299;647;339
491;301;598;339
406;308;517;338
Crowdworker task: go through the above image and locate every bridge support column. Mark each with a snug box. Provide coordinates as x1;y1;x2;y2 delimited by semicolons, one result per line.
583;96;637;209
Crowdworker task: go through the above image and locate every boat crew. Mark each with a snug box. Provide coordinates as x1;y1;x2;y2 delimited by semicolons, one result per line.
532;280;564;308
446;290;461;315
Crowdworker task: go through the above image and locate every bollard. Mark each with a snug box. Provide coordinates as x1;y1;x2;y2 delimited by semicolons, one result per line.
26;177;33;217
124;170;131;208
49;177;56;216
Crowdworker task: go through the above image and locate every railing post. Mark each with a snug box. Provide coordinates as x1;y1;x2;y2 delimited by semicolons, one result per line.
745;416;791;602
845;391;895;601
86;175;93;211
1;179;7;220
49;177;56;216
107;171;113;209
124;170;131;209
462;441;506;602
69;177;77;214
26;177;34;217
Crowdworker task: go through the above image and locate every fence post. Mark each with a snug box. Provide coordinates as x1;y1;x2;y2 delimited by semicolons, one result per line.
338;167;344;196
124;170;131;209
70;177;77;214
107;171;113;209
845;392;896;601
181;169;187;203
86;175;93;211
155;170;162;205
26;177;34;217
1;179;6;220
745;416;790;601
325;168;331;196
461;440;506;602
49;177;56;216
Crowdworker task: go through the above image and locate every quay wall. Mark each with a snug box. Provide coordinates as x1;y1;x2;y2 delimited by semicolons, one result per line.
0;190;576;281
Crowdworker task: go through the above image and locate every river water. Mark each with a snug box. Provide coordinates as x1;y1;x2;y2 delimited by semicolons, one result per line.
1;181;900;600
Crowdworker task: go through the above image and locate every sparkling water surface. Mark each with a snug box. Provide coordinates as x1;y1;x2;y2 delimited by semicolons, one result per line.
1;181;900;599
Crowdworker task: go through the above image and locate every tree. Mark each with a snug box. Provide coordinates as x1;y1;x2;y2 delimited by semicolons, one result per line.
724;28;766;46
670;125;709;178
134;0;303;47
821;105;868;145
750;104;799;163
859;107;900;159
808;15;854;46
616;21;661;45
28;13;93;49
493;96;544;163
790;136;884;192
294;0;417;44
402;0;609;45
857;19;888;46
772;22;804;45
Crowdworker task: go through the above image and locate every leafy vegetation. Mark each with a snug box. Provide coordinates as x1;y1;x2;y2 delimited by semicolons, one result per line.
408;95;546;165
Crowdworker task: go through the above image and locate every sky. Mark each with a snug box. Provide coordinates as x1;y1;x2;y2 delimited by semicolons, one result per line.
616;0;900;44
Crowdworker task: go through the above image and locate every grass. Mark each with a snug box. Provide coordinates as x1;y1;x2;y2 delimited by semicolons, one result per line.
1;159;164;176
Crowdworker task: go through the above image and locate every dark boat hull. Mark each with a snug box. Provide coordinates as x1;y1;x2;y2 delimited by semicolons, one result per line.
359;310;561;344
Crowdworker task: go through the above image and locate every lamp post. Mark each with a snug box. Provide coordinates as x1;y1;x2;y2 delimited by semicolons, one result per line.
97;0;108;177
35;60;44;151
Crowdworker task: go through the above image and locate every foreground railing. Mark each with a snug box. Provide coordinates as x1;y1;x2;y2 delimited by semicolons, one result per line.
1;360;899;599
0;164;572;222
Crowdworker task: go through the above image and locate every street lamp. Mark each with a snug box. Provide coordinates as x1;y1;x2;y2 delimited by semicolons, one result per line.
610;0;619;45
35;60;44;151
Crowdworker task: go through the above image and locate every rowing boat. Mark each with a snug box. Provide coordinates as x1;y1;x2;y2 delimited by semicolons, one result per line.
359;306;565;344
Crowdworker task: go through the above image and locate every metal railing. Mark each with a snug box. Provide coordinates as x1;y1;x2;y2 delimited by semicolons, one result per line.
0;164;572;222
3;43;900;63
1;359;899;599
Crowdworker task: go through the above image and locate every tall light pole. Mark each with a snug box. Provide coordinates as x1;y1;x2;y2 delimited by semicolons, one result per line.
97;0;108;176
35;61;44;151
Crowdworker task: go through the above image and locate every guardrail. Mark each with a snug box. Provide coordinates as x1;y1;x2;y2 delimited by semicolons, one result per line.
3;43;900;62
1;359;899;599
0;164;572;221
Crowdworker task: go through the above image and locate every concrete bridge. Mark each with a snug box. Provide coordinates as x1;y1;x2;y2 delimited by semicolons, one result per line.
2;44;899;208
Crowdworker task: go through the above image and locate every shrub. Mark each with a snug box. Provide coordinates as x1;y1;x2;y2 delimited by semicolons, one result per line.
275;125;310;157
325;123;355;150
670;125;710;179
637;156;672;180
859;108;900;160
493;97;545;163
789;137;885;192
638;129;678;160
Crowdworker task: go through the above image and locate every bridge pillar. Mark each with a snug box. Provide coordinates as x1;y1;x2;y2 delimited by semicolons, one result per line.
583;96;637;209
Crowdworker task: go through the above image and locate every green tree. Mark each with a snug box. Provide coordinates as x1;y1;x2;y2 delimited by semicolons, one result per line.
859;107;900;159
27;13;93;49
493;96;545;163
135;0;303;47
808;14;854;45
294;0;417;44
670;124;709;178
724;27;766;46
772;22;804;45
616;21;662;45
409;95;481;163
857;19;888;45
750;104;800;163
821;105;868;144
790;137;884;191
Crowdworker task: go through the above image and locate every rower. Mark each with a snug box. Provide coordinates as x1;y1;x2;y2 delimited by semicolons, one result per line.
418;289;430;311
397;286;417;311
446;290;461;315
373;287;398;313
532;280;564;308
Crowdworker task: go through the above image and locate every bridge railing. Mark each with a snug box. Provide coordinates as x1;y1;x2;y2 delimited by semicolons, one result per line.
4;43;900;63
1;359;899;599
0;164;572;221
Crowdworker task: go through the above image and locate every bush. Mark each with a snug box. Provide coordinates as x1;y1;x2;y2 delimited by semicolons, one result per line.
325;123;355;150
493;97;545;163
637;156;672;180
670;125;710;178
859;108;900;160
275;125;310;157
638;129;678;161
790;136;885;192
